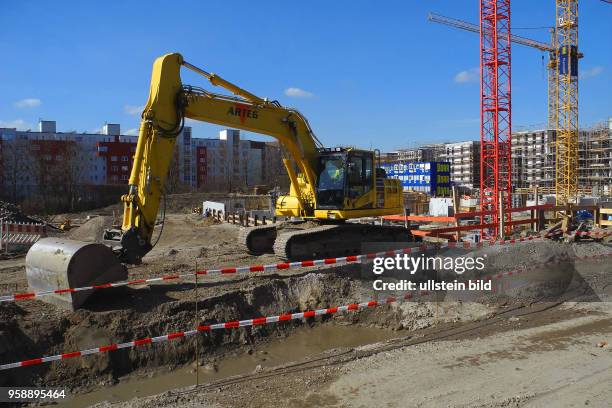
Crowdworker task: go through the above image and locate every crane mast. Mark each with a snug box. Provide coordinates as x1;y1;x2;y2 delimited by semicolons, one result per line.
555;0;579;205
479;0;513;238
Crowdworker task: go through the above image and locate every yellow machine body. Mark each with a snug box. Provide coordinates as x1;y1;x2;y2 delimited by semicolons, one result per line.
116;53;404;262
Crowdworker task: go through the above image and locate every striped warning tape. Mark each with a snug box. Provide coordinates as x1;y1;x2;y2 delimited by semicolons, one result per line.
0;297;416;370
575;230;612;238
2;228;608;303
2;249;611;371
0;236;548;303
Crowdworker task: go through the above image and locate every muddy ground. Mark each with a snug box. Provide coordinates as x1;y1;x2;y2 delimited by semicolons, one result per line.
0;211;611;407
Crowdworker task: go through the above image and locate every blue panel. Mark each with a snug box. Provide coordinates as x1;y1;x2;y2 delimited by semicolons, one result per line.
380;161;451;195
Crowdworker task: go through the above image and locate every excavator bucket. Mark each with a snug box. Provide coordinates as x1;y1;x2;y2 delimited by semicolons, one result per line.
25;238;127;310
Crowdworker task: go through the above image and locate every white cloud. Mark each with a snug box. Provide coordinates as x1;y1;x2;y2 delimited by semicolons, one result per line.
0;119;35;130
125;128;139;135
124;105;144;115
14;98;41;108
284;87;314;98
454;68;479;84
580;66;604;79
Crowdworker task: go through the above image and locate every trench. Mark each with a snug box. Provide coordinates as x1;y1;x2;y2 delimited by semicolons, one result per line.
57;324;400;407
1;265;413;394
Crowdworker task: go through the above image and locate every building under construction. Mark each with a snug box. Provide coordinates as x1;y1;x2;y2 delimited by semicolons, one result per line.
513;119;612;195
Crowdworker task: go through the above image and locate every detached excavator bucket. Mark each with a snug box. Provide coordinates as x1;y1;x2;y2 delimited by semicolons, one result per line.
25;238;127;310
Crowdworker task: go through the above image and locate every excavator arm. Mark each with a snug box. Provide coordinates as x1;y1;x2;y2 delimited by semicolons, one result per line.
115;53;324;263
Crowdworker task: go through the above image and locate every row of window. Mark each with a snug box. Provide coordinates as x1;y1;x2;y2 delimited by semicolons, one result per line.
110;156;130;162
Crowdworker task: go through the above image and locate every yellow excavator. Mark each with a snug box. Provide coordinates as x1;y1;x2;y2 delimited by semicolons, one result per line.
25;53;414;309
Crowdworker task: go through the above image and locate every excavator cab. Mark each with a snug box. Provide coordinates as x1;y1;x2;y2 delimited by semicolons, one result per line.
316;148;375;210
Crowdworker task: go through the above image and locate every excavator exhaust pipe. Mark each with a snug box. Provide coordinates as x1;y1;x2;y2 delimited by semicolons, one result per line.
25;238;127;310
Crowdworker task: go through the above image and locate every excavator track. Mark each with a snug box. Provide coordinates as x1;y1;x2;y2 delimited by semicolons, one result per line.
272;223;415;261
238;224;278;254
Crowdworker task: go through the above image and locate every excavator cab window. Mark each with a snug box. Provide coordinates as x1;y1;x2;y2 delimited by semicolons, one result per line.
317;153;346;208
316;151;374;209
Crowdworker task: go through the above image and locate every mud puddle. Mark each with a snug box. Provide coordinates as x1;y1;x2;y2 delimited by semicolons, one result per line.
58;324;400;407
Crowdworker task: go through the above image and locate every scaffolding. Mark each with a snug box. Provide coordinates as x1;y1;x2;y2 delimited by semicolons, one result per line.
579;121;612;196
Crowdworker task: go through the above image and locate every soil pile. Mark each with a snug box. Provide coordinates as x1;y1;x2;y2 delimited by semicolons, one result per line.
68;216;115;243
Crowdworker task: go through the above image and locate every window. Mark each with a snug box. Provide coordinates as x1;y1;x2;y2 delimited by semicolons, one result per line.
111;156;118;161
347;154;372;199
317;154;346;208
121;156;128;162
112;165;118;172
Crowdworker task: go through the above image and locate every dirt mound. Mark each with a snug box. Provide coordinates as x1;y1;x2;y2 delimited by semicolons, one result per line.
67;216;115;243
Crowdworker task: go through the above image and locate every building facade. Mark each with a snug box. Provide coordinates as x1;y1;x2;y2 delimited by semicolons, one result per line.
440;141;481;189
0;120;284;200
512;121;612;195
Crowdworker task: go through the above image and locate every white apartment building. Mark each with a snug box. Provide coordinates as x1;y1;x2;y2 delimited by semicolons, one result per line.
0;121;283;200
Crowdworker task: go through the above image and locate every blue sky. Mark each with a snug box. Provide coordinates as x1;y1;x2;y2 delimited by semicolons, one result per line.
1;1;610;151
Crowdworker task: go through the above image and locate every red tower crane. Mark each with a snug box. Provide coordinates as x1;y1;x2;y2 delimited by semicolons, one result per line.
479;1;512;238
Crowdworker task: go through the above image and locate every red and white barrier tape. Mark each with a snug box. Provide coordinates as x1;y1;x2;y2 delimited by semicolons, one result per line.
3;249;611;371
1;229;607;303
1;236;548;303
0;296;416;371
575;230;612;238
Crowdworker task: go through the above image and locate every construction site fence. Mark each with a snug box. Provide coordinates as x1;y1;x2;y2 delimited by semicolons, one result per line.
0;221;47;253
205;209;282;227
384;203;611;240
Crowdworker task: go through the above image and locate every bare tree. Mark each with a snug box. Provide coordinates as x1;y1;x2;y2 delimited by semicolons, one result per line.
1;138;33;203
165;148;190;194
56;142;86;212
28;141;85;214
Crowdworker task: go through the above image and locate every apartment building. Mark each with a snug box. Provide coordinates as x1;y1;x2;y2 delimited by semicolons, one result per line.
512;119;612;195
382;144;445;164
0;120;283;200
441;141;481;189
578;120;612;195
511;129;556;191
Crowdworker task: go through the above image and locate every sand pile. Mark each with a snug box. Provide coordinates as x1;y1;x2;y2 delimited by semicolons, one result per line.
67;216;115;243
